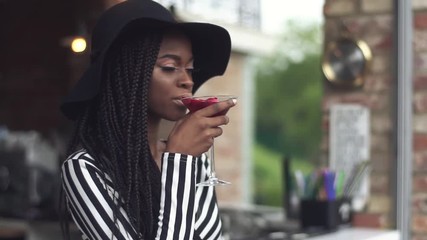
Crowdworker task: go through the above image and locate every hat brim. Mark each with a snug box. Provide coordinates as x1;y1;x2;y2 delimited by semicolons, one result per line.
177;22;231;91
60;1;231;120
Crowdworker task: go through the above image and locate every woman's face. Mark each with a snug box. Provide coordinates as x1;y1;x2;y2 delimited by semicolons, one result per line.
148;30;194;121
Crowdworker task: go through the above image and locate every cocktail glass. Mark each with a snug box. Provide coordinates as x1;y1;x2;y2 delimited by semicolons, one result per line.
181;95;236;186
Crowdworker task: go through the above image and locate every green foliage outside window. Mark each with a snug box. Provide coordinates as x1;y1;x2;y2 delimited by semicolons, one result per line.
253;21;323;206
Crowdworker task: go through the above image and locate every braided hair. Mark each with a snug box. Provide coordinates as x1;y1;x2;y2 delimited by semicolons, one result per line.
61;30;163;239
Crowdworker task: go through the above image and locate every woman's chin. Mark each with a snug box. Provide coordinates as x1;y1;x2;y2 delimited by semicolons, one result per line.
164;111;187;122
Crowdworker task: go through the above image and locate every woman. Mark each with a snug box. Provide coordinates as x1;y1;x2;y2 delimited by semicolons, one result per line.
59;1;235;239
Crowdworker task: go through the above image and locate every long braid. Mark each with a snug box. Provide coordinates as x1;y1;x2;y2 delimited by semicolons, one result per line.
61;29;165;239
61;30;163;239
136;33;162;234
121;32;162;236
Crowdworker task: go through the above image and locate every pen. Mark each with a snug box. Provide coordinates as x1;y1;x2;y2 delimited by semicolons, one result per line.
304;171;318;199
294;170;305;198
335;170;345;198
323;170;336;200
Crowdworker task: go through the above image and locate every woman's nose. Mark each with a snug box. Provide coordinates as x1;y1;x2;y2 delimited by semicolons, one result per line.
178;72;194;90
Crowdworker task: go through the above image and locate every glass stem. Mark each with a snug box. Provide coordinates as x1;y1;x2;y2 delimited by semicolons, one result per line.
209;142;217;179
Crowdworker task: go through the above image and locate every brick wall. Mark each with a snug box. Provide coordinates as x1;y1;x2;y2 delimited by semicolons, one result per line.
322;0;395;229
413;3;427;239
323;0;427;238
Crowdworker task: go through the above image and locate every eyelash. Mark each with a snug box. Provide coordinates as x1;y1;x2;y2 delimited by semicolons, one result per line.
160;66;199;75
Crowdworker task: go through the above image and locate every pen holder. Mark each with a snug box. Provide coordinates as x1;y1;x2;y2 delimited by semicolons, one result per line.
300;198;352;230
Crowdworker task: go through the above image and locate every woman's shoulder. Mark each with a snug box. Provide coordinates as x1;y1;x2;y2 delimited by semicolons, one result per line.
62;149;104;176
63;149;97;167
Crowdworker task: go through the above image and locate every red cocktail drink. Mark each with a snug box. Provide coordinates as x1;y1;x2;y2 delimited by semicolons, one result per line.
180;95;236;186
181;97;229;116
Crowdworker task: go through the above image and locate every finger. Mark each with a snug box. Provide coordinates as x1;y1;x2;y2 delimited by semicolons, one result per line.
201;127;223;140
206;115;229;127
197;98;236;117
211;127;223;138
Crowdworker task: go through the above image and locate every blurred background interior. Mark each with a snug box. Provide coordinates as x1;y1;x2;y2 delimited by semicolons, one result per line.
0;0;425;239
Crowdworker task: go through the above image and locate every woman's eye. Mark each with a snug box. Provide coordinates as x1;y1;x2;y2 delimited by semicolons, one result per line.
158;65;199;76
160;66;178;72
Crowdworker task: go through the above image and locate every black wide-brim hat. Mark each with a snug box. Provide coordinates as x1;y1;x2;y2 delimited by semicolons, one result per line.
60;0;231;120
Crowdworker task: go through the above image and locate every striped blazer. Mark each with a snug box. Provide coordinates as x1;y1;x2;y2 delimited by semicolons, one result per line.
61;149;223;240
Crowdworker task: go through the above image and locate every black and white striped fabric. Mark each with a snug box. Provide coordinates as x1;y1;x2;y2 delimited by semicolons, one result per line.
61;149;223;240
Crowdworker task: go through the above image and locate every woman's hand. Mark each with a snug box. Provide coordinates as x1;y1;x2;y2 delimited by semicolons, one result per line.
165;98;236;156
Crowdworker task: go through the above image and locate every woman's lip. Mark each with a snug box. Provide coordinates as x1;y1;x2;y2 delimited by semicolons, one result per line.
172;94;192;107
179;94;193;99
173;99;186;107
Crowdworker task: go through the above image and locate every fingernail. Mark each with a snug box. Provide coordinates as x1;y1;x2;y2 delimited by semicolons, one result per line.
231;98;237;105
